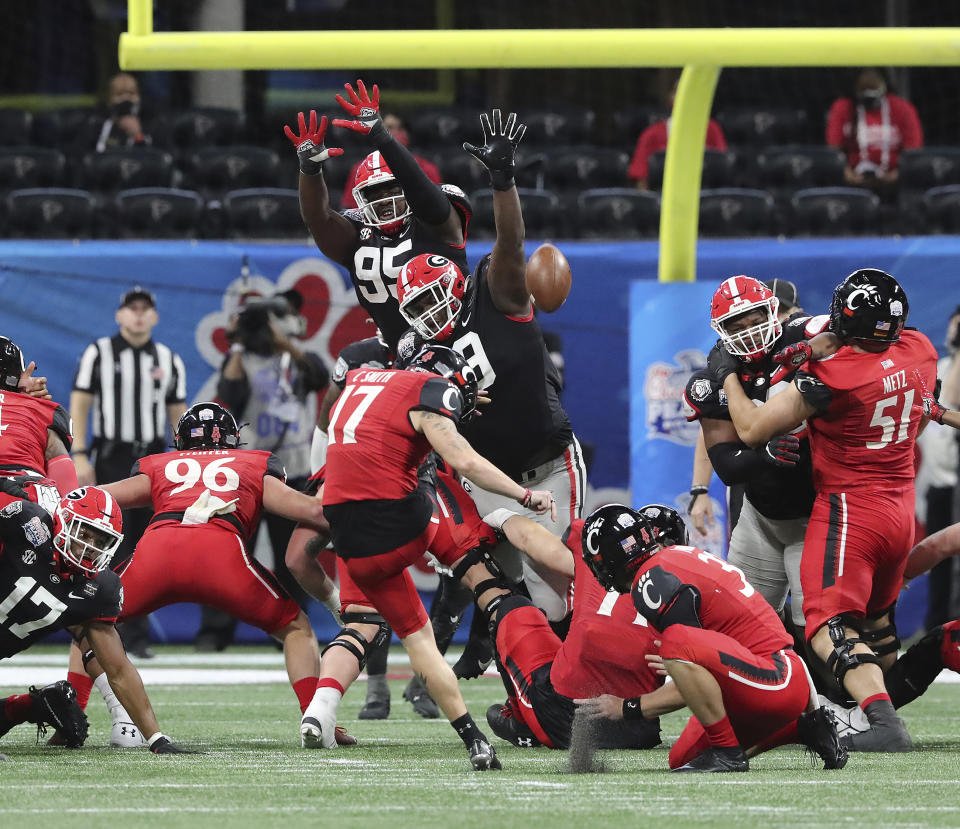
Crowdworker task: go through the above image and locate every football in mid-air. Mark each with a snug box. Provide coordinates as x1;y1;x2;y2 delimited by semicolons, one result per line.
525;243;572;313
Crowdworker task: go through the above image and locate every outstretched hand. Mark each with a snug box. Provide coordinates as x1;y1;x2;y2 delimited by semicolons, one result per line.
463;109;526;191
769;341;813;385
332;80;386;140
283;111;343;175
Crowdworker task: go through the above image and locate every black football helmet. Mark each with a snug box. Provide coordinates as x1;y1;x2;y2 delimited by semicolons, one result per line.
0;336;25;392
174;402;240;451
638;503;689;548
581;504;659;594
829;269;908;345
406;344;478;422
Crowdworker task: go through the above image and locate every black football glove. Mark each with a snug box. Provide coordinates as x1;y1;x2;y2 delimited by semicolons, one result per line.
149;735;196;754
762;434;801;467
708;344;741;385
463;109;526;191
283;110;344;176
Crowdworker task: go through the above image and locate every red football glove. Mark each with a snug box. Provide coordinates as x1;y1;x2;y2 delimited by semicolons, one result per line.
283;110;343;175
769;341;813;385
912;370;947;424
332;80;386;140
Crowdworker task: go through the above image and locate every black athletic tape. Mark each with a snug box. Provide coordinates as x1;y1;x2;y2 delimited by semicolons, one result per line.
81;649;96;669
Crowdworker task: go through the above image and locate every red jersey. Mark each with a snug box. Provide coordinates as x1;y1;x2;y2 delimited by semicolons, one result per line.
628;118;727;183
135;449;285;539
323;368;463;505
550;520;661;699
798;329;938;493
0;392;72;474
632;545;791;656
826;94;923;173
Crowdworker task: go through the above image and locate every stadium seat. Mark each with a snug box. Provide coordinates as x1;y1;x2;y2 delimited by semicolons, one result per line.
432;147;490;194
715;107;810;146
111;188;206;239
576;188;660;239
898;147;960;191
699;188;775;237
523;107;597;146
470;188;561;240
81;148;176;194
922;185;960;234
547;146;630;193
156;108;245;152
0;110;33;147
612;106;668;147
31;107;99;147
648;150;736;191
756;146;846;193
789;187;880;236
408;108;475;148
185;146;282;196
0;147;66;191
221;188;307;240
5;188;96;239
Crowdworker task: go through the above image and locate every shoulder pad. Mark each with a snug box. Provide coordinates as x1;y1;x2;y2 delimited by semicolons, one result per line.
413;376;464;422
441;184;472;226
631;564;685;627
683;370;728;421
805;314;830;337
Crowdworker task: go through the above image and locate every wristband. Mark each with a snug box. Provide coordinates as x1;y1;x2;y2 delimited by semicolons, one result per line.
689;486;709;500
519;489;533;508
622;697;646;720
71;448;88;456
146;731;164;748
229;343;244;355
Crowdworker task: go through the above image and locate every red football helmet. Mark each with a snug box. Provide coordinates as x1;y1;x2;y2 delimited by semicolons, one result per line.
351;152;411;233
397;254;468;341
53;487;123;577
710;275;782;362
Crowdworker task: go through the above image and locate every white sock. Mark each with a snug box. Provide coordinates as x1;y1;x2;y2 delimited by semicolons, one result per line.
94;674;133;723
305;684;342;719
310;428;328;475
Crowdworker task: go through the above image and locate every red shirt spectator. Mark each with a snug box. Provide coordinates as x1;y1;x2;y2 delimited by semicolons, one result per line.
628;117;727;189
826;69;923;188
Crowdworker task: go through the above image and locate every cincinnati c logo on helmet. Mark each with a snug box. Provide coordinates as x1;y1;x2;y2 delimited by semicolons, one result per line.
845;284;882;312
585;518;604;553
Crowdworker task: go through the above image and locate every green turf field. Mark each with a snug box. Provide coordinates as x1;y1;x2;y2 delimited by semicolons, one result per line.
2;645;960;829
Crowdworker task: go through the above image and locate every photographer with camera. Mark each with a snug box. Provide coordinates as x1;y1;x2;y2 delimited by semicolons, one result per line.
196;284;330;652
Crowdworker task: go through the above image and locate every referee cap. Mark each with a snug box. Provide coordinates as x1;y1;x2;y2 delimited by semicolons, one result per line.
119;286;156;309
763;278;799;310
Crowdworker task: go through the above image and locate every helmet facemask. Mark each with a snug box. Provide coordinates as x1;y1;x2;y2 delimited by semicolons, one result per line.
54;491;123;578
400;280;463;341
354;180;410;234
712;297;781;362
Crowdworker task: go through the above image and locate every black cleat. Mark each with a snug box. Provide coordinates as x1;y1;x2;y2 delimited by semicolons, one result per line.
797;707;848;770
468;738;502;771
358;694;390;720
453;636;495;680
674;745;749;773
486;701;541;748
841;718;913;753
28;681;88;748
403;677;439;719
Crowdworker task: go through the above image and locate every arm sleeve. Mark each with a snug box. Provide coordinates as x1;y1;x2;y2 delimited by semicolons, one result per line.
373;134;452;226
795;371;833;415
72;343;100;393
265;453;287;482
706;441;767;486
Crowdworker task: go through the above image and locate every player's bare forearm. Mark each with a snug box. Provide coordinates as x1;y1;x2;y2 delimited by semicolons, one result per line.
101;474;153;509
722;376;811;446
904;522;960;580
487;188;530;314
421;414;525;502
639;680;686;717
809;331;841;360
298;173;357;265
264;476;327;529
85;623;162;739
44;430;70;462
502;515;574;578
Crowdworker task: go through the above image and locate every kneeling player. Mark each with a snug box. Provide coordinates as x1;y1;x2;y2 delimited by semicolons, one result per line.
580;504;846;773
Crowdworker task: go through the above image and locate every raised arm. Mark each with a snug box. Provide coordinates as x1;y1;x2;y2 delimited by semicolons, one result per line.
284;110;358;265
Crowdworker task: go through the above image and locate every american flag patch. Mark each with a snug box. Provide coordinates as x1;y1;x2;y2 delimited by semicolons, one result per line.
881;359;894;369
191;427;205;437
876;321;891;331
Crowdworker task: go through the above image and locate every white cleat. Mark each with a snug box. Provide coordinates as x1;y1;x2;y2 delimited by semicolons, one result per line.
817;695;869;739
300;704;338;749
110;720;146;748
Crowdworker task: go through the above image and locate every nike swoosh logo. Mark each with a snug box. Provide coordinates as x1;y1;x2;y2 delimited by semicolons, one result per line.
67;591;88;600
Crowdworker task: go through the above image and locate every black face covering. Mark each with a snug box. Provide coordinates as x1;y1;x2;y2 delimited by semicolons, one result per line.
857;88;884;109
110;99;140;118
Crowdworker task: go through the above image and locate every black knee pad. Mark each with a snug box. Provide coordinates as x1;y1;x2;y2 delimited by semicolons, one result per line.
823;615;881;687
341;612;391;651
321;627;370;670
861;603;900;657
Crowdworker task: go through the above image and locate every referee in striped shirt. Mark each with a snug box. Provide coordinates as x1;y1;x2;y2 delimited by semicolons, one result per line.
70;286;187;657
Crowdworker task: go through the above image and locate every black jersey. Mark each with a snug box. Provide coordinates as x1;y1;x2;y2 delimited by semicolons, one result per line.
682;313;828;521
399;255;573;478
343;185;471;351
331;336;392;390
0;499;123;659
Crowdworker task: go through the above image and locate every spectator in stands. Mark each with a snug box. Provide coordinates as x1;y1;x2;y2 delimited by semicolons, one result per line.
628;78;727;191
826;68;923;194
340;113;441;208
77;72;153;152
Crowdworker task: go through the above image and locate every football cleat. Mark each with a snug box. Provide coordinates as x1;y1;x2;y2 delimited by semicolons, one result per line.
452;635;495;680
817;695;869;739
797;707;848;770
841;718;913;753
486;701;541;748
334;726;357;746
674;745;749;773
29;681;88;748
111;720;146;748
468;738;502;771
403;677;439;719
358;694;390;720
